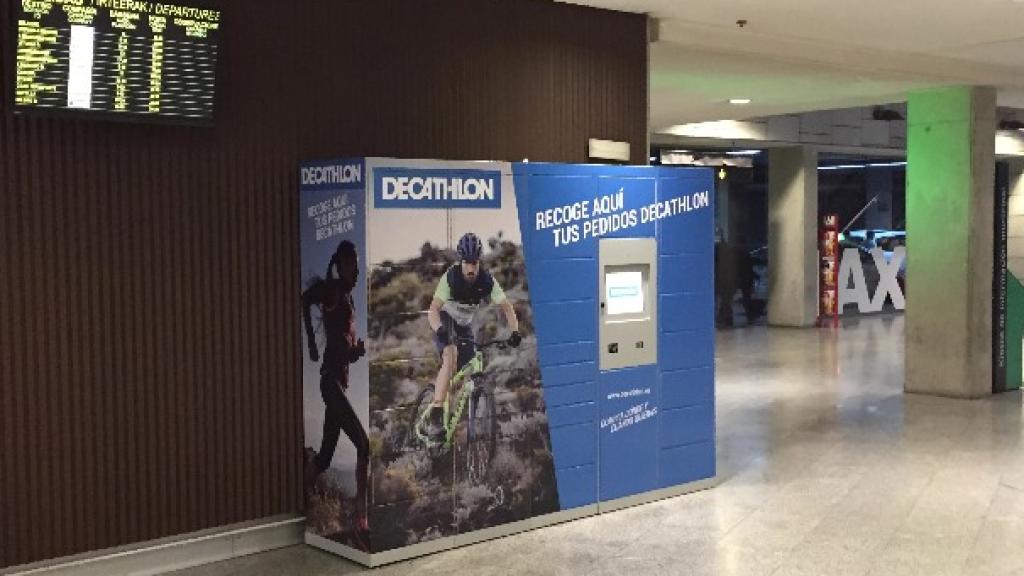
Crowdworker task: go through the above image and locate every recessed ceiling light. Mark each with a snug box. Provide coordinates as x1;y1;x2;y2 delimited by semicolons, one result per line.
729;98;751;105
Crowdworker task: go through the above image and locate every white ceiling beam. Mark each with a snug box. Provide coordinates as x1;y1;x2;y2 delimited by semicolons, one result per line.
655;19;1024;89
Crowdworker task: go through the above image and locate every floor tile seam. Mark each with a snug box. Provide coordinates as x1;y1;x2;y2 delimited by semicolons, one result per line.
720;490;851;560
772;431;874;487
754;434;839;479
487;539;603;575
759;459;885;576
555;511;667;563
758;524;842;576
704;496;761;544
786;438;909;532
954;474;1007;576
858;464;947;576
820;480;942;576
600;516;667;563
824;440;907;471
709;449;773;493
867;535;975;576
916;472;1004;512
904;490;997;527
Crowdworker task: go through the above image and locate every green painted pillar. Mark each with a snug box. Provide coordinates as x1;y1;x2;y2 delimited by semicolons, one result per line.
905;86;996;398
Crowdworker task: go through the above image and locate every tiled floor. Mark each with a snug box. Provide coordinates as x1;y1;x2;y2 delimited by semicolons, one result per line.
172;315;1024;576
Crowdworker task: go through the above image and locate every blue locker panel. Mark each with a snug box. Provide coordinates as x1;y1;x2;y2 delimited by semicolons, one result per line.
534;300;597;344
661;292;715;333
538;341;597;368
660;441;716;489
660;253;712;294
514;164;717;511
656;170;716;493
549;422;597;469
661;403;715;448
522;175;600;260
598;365;660;501
539;361;598;388
529;258;598;303
595;176;656;240
661;331;715;372
661;366;715;410
545;380;599;408
549;401;599;428
656;175;715;256
518;166;603;509
556;464;599;510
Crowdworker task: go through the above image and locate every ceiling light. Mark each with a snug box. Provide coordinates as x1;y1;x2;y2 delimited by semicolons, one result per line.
819;164;867;171
818;161;906;171
726;150;761;156
729;98;751;105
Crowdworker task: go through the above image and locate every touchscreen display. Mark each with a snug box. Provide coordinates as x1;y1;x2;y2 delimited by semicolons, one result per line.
605;270;644;315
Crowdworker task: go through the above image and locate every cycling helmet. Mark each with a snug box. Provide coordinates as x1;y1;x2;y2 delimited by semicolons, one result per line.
457;233;483;262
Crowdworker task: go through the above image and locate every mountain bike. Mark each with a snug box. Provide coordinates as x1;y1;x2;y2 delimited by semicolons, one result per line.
409;338;509;482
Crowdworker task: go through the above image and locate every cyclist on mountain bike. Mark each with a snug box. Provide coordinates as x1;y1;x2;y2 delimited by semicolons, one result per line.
302;240;370;538
421;232;521;442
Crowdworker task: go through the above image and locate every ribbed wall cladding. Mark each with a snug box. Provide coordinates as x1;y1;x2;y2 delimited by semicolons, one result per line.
0;0;647;568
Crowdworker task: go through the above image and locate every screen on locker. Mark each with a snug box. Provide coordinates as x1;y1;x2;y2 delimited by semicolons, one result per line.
605;270;645;316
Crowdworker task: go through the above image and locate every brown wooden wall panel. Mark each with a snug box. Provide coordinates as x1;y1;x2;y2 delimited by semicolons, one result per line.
0;0;647;568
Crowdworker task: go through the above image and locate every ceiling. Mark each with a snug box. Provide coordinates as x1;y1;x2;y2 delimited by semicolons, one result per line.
561;0;1024;130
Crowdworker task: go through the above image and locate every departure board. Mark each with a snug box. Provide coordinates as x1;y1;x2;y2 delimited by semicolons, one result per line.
14;0;220;122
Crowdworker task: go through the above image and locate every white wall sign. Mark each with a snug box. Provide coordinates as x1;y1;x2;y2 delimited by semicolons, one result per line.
588;138;631;162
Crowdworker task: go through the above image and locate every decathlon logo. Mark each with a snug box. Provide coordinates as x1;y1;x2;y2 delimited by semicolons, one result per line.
374;168;501;209
301;163;363;187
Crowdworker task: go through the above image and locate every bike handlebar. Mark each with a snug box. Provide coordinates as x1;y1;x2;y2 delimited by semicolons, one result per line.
452;337;515;349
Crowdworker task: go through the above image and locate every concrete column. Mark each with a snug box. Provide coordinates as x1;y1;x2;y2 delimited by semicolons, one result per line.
864;167;894;230
768;146;818;327
905;86;996;398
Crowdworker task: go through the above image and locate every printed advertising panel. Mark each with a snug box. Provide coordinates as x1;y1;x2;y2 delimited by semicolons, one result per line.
300;159;371;552
301;158;716;563
365;159;558;553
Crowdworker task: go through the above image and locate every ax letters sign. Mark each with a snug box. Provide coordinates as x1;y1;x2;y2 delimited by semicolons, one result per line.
838;247;905;314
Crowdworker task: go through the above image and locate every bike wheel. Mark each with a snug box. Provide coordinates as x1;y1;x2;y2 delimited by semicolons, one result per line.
466;386;497;482
408;385;436;449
